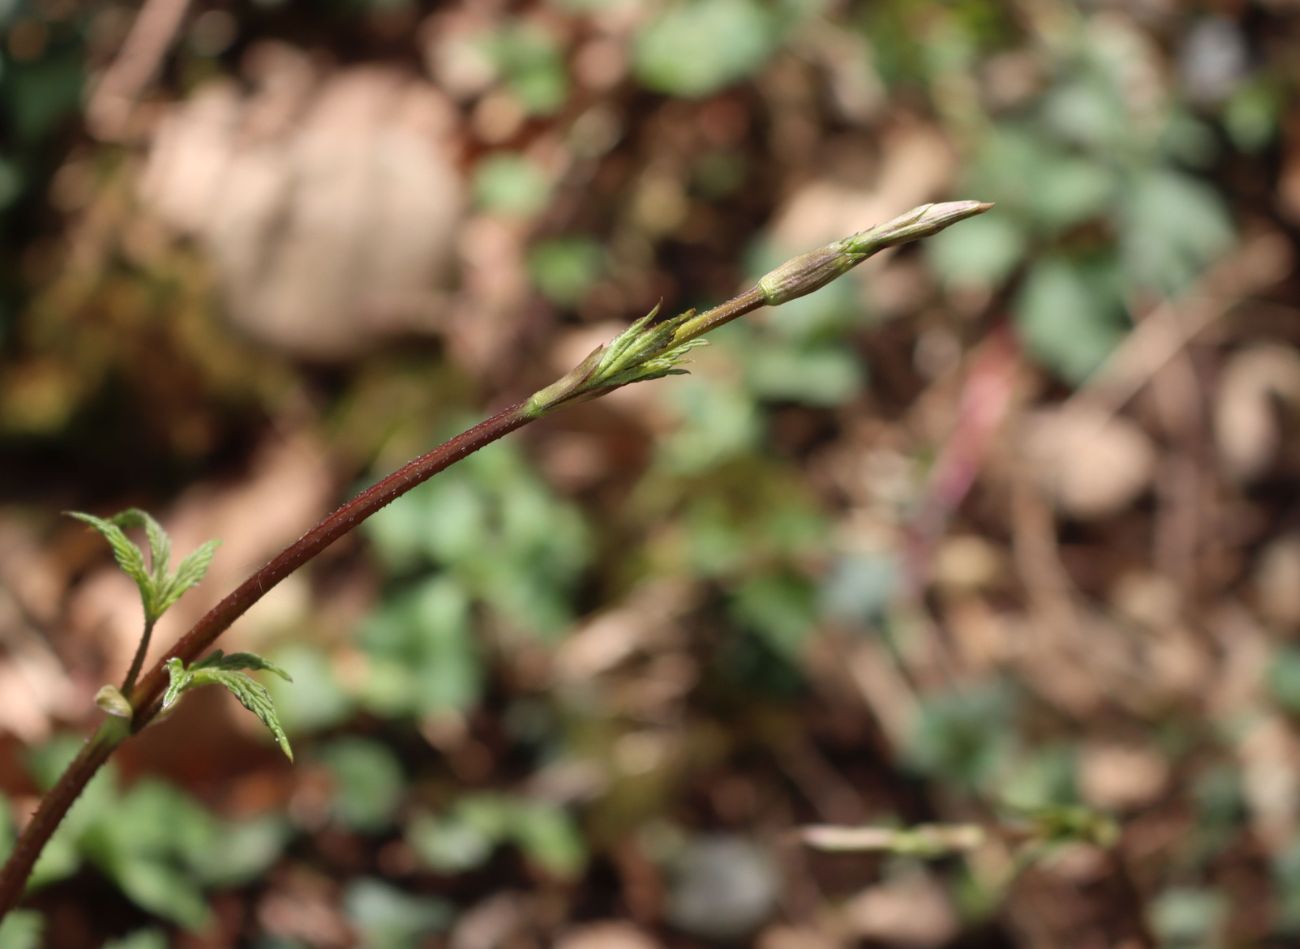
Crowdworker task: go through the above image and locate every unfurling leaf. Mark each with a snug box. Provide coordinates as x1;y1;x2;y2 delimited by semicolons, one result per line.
163;654;294;761
195;650;293;683
157;539;220;616
67;512;151;601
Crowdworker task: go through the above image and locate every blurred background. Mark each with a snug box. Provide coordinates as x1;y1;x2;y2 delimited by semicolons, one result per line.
2;0;1300;945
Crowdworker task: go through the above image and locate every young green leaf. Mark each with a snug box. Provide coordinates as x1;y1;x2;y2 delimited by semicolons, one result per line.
163;655;294;761
194;650;293;683
67;510;220;626
67;512;152;606
156;539;220;616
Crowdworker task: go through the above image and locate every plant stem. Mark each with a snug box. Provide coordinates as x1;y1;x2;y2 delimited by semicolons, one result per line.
0;719;128;917
120;617;154;697
0;200;990;919
0;402;531;916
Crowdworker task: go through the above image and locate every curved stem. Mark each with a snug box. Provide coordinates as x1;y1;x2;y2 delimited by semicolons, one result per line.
0;720;125;917
0;401;532;917
120;617;155;697
0;200;992;920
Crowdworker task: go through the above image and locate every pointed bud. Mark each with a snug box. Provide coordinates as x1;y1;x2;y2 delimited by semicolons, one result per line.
841;200;995;256
755;200;993;308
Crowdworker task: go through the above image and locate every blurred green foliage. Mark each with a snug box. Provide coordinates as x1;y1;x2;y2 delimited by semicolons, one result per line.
408;794;585;878
473;154;553;217
318;738;407;833
3;0;1297;941
527;237;606;306
920;17;1235;381
478;23;569;116
342;878;452;949
3;738;289;930
363;437;590;644
634;0;780;98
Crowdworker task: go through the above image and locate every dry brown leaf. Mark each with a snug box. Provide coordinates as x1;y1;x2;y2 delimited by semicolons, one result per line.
141;48;461;360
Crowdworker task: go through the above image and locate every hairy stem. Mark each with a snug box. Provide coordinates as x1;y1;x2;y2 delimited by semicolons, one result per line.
0;200;990;919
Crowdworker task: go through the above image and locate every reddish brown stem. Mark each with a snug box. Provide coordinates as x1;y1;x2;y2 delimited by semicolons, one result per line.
0;401;532;917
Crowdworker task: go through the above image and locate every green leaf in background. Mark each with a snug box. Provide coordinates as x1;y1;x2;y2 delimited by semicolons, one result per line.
191;814;290;888
265;644;354;734
678;476;827;579
927;212;1028;289
319;738;406;833
819;552;900;625
1120;169;1233;294
1029;155;1115;229
729;573;818;663
6;50;84;144
111;858;211;930
634;0;778;98
527;237;604;307
365;439;591;641
906;683;1015;792
0;159;20;211
359;577;480;718
19;735;292;926
0;911;41;949
344;879;453;949
103;931;167;949
510;802;586;877
1042;74;1132;153
742;343;863;406
407;809;498;874
1267;645;1300;716
1223;79;1283;152
1014;255;1128;384
473;154;552;216
407;795;585;879
1273;837;1300;932
997;745;1078;811
478;23;568;115
660;377;762;474
1150;887;1227;947
0;794;11;862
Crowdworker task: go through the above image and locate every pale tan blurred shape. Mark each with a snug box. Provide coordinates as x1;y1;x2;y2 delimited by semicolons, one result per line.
141;44;462;361
1079;741;1170;812
841;872;959;947
1214;344;1300;482
556;921;662;949
1022;406;1156;520
0;525;80;740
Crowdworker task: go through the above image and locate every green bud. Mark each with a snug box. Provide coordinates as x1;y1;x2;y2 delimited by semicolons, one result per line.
757;245;854;305
841;200;995;256
95;684;133;720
